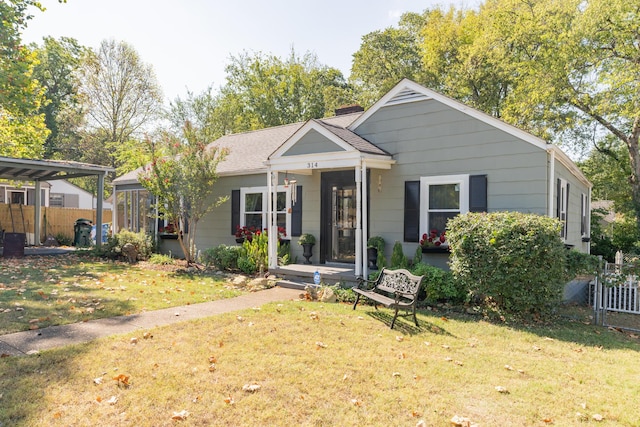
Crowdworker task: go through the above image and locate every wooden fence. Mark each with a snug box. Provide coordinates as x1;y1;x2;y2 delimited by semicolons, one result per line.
0;204;112;244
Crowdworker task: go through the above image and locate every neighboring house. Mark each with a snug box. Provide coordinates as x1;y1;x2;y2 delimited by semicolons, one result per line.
0;180;111;209
113;79;591;276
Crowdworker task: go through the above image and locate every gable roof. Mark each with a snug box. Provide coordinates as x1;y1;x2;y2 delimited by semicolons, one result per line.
349;78;590;187
207;112;364;176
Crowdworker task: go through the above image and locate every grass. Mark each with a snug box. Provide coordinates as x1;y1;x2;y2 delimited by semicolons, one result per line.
0;254;245;334
1;299;639;426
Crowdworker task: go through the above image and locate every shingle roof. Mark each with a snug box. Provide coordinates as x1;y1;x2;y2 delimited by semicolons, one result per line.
206;112;364;175
113;112;367;185
312;119;389;156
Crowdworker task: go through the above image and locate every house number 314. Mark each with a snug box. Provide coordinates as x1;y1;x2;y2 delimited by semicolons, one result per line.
306;162;318;169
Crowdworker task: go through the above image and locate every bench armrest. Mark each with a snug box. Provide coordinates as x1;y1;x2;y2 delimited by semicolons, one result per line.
356;276;378;291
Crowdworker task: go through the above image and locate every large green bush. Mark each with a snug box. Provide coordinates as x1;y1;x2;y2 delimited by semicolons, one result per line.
447;212;568;316
201;245;242;270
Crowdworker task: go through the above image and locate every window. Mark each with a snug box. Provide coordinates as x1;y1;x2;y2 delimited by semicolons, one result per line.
50;193;64;207
557;178;569;240
581;193;588;237
240;186;290;235
419;175;469;237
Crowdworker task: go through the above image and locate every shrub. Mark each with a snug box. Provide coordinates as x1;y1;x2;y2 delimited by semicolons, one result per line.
237;255;256;275
330;284;356;303
447;212;567;316
201;245;242;271
89;230;153;261
148;253;175;265
410;262;464;303
243;230;268;274
390;241;408;269
55;233;73;246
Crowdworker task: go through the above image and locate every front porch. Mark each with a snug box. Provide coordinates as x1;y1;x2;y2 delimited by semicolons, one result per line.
271;263;358;289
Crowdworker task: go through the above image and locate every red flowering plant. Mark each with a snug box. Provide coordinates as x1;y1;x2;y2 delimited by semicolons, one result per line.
420;229;447;248
159;222;178;234
235;225;257;241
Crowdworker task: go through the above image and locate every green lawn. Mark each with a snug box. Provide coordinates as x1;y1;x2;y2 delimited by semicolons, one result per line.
0;254;244;334
1;298;639;426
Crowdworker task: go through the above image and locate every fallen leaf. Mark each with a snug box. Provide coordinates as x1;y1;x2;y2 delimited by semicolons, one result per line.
208;355;217;363
309;312;319;320
342;374;349;381
143;332;153;339
93;377;103;385
96;396;102;403
442;344;450;349
242;383;261;392
113;374;130;387
542;418;553;424
171;410;189;420
450;414;473;427
396;336;404;342
107;396;118;405
130;337;138;344
592;414;604;421
315;341;327;349
209;363;216;372
224;396;235;405
504;365;514;371
351;398;362;406
416;420;426;427
495;386;509;394
53;412;62;419
392;372;401;377
412;410;421;418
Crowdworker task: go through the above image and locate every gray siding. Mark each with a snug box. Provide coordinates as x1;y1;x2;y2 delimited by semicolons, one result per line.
356;99;553;258
554;159;590;251
283;129;346;156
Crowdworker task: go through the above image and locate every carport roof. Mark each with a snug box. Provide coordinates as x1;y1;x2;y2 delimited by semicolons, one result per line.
0;156;114;182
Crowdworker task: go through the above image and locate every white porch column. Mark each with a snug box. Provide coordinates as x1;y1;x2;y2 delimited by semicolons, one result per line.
34;180;42;245
355;162;362;277
361;160;368;278
267;169;279;269
112;188;118;234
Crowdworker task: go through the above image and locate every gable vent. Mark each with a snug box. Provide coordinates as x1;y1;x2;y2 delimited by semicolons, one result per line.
385;88;430;107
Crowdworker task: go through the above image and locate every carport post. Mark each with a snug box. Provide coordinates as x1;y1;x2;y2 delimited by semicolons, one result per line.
35;180;42;246
96;173;105;248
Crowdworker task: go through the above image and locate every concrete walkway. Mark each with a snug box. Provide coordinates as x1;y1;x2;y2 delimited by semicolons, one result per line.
0;286;302;357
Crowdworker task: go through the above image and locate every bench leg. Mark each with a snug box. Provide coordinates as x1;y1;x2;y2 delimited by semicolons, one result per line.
390;306;399;329
412;307;418;327
353;293;361;310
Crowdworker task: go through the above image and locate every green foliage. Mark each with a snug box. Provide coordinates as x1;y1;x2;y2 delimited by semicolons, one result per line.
410;263;464;303
298;234;316;245
139;128;228;264
54;232;73;246
201;245;242;271
447;212;568;316
219;50;353;132
564;250;600;279
90;230;153;261
237;255;256;275
367;236;384;250
243;231;268;274
328;284;356;303
148;253;175;265
390;241;408;269
413;245;423;266
589;207;617;262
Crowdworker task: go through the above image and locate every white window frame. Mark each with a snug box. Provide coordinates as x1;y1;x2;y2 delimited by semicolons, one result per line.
558;178;568;240
419;174;469;238
240;186;291;236
581;192;589;238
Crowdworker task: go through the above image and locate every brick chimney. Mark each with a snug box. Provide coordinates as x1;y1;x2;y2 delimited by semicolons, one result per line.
334;104;364;116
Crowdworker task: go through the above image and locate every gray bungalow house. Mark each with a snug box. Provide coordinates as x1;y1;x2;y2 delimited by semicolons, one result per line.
112;79;591;277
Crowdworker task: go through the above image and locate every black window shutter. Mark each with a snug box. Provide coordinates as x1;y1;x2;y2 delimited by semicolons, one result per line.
565;183;570;237
404;181;420;242
556;178;561;218
291;186;303;237
580;193;585;235
231;189;240;235
469;174;488;212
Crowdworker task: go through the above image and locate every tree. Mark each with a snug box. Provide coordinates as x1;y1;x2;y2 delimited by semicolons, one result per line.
350;12;426;108
78;39;163;169
33;37;87;159
0;0;49;158
139;126;228;265
218;50;353;131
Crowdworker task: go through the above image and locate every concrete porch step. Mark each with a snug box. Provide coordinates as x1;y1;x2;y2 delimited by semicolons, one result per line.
276;280;319;290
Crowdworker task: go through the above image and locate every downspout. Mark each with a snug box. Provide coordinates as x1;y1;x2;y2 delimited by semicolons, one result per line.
548;148;555;217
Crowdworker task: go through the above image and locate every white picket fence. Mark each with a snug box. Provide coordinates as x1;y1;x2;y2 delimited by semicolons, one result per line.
594;253;640;331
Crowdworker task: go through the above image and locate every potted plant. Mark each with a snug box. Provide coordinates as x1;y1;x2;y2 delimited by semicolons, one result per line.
367;236;385;270
298;233;316;264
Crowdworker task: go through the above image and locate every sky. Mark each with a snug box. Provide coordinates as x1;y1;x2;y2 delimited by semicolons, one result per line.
22;0;481;104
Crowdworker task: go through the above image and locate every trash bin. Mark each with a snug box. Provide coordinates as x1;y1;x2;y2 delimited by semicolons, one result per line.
74;218;93;247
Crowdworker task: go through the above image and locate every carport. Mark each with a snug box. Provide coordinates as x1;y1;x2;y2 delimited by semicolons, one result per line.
0;156;114;248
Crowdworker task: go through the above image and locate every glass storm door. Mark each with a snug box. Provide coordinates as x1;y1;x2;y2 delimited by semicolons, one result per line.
331;186;357;262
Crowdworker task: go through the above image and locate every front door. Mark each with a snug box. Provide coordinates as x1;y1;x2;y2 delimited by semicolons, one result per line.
321;170;361;264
